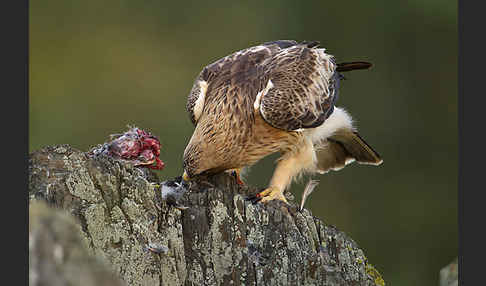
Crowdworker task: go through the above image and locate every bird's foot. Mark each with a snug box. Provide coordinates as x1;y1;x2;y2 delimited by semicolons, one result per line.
227;168;245;185
249;186;288;204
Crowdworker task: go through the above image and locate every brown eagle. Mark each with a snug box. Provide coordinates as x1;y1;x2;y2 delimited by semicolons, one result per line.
182;40;382;203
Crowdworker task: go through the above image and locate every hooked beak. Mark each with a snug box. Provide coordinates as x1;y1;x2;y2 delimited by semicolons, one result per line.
182;171;191;182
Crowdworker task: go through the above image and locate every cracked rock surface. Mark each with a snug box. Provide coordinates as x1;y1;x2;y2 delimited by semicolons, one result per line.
29;144;385;286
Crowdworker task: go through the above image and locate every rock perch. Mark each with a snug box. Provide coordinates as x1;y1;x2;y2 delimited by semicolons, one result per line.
29;144;385;285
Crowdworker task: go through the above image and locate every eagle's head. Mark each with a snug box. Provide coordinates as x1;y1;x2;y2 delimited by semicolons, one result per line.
182;127;232;181
182;137;214;181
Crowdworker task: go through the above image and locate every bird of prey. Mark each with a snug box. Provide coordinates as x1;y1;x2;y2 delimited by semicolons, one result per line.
182;40;382;203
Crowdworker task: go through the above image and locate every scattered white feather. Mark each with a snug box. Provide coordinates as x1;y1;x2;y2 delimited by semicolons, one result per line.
300;179;320;211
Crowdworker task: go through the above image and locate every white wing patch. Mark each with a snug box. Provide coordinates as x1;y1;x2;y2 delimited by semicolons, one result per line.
193;80;208;123
254;79;274;111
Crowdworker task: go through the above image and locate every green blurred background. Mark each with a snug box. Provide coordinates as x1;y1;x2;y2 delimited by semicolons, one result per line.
30;1;457;285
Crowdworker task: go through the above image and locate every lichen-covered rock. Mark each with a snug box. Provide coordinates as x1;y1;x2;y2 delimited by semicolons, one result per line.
29;144;385;285
29;201;125;286
439;258;458;286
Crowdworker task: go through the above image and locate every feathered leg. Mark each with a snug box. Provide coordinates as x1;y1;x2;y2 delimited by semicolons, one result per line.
255;138;315;204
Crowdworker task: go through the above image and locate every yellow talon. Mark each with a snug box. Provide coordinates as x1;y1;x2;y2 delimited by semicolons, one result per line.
256;186;288;204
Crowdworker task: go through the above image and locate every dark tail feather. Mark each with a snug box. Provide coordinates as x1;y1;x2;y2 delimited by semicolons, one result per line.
315;128;383;174
336;62;372;72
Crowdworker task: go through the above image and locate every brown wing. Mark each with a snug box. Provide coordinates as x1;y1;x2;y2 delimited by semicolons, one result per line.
186;43;283;126
186;41;339;131
258;44;340;131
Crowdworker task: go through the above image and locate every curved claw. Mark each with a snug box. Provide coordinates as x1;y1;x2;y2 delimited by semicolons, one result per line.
247;186;288;204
